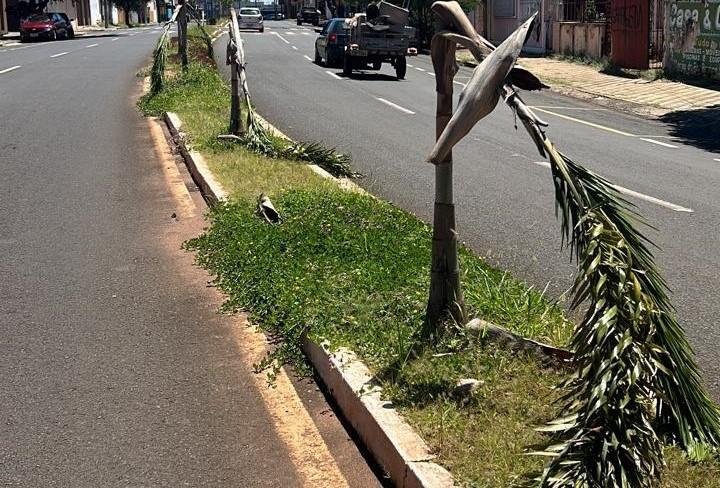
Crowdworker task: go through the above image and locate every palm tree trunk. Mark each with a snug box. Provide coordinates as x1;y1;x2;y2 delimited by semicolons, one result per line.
177;2;188;69
425;37;466;339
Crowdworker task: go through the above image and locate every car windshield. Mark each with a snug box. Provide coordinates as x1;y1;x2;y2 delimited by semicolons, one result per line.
239;9;260;15
26;14;50;21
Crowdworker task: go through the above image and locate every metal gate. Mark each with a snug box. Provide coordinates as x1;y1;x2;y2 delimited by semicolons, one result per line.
610;0;649;69
648;0;664;68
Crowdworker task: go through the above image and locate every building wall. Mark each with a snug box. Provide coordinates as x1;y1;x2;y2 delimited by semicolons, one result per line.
1;0;8;34
664;0;720;79
489;0;548;52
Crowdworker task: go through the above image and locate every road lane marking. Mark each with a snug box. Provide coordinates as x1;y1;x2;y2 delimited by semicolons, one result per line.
531;161;693;212
303;54;312;61
273;31;290;44
407;63;414;67
325;70;343;80
111;37;120;41
531;107;634;137
376;97;415;114
0;65;21;74
86;43;99;48
427;72;435;76
639;137;678;148
50;51;69;58
714;158;720;162
453;80;465;86
302;31;310;35
531;105;609;111
414;66;425;71
292;45;298;50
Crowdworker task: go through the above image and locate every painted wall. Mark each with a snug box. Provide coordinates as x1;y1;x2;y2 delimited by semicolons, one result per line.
664;0;720;78
489;0;547;53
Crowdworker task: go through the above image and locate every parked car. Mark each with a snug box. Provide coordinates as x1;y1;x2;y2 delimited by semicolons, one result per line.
20;13;72;42
314;18;348;67
238;7;264;32
297;7;320;26
52;12;75;38
261;8;284;20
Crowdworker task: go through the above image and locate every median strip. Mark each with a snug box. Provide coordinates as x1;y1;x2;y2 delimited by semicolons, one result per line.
376;97;415;114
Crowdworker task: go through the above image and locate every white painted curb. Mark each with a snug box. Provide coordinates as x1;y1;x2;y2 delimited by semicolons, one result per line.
162;110;457;488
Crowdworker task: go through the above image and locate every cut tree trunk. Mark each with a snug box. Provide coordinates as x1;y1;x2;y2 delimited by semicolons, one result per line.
425;35;466;339
177;2;188;69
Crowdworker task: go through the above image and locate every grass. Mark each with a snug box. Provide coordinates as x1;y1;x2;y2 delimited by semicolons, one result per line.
139;32;720;488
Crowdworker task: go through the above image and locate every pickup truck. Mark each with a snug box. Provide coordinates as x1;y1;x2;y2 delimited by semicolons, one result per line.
342;1;416;80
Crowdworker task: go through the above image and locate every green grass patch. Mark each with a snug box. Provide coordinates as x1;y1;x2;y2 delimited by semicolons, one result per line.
140;33;720;488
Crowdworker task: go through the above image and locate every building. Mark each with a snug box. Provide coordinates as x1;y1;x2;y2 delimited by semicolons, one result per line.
487;0;548;53
1;0;8;35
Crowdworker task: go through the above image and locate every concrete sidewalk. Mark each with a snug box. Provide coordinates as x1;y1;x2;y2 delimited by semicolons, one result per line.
458;51;720;117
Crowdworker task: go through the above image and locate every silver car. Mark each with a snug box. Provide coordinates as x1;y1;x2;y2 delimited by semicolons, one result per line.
238;8;264;32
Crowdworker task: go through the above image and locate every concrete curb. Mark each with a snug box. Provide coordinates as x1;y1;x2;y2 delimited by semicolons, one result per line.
162;109;456;488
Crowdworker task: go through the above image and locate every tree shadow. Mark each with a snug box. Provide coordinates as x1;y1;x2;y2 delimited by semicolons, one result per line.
659;105;720;153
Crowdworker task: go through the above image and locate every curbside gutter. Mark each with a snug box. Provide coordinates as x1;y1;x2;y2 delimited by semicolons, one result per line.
162;110;456;488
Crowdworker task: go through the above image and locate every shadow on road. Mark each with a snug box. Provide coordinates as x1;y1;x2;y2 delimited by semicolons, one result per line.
659;105;720;153
339;72;402;82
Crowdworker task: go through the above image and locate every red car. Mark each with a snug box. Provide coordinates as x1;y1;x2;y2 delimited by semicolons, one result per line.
20;13;73;42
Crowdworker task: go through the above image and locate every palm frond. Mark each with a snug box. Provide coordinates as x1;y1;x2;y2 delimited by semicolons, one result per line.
535;140;720;486
150;26;171;94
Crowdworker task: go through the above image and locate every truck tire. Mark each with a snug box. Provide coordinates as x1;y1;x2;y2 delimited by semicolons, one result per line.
343;53;352;77
395;56;406;80
315;47;322;65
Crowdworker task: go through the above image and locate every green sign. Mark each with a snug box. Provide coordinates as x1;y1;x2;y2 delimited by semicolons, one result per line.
668;0;720;75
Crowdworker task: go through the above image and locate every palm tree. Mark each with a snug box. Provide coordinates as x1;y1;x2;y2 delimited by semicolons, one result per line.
425;1;720;485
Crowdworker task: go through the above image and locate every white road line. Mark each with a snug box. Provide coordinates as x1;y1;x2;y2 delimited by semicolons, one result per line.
427;72;435;76
129;33;136;36
531;105;609;111
292;45;298;50
0;65;21;74
286;31;296;35
111;37;120;41
50;51;69;58
325;70;343;80
714;158;720;162
414;66;425;71
453;80;465;86
639;137;678;148
4;42;21;46
302;31;310;35
303;54;312;61
532;107;634;137
376;97;415;114
407;63;414;67
273;32;290;44
86;43;99;48
531;161;693;212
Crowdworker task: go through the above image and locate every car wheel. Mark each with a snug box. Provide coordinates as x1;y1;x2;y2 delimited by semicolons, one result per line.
20;35;27;43
297;19;302;25
68;28;75;39
314;47;322;65
312;19;319;26
259;27;264;33
395;56;406;80
372;60;382;70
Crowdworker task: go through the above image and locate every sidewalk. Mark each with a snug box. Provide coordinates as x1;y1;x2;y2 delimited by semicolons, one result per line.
458;51;720;117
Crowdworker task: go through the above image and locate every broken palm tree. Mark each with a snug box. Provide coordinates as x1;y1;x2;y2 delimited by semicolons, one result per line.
425;1;720;486
220;7;355;178
150;5;183;94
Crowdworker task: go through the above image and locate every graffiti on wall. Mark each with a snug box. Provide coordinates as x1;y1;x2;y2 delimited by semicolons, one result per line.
666;0;720;76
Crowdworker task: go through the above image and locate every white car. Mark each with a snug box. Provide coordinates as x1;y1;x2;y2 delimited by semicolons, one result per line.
238;8;264;32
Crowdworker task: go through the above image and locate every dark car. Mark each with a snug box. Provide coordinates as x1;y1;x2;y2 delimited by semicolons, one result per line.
20;13;73;42
297;7;320;26
314;18;348;67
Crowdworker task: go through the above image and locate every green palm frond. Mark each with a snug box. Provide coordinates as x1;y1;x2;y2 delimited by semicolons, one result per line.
280;141;355;178
150;27;171;94
535;139;720;486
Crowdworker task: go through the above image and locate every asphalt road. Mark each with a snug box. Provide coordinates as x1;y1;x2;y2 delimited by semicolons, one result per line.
1;28;381;486
221;20;720;399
